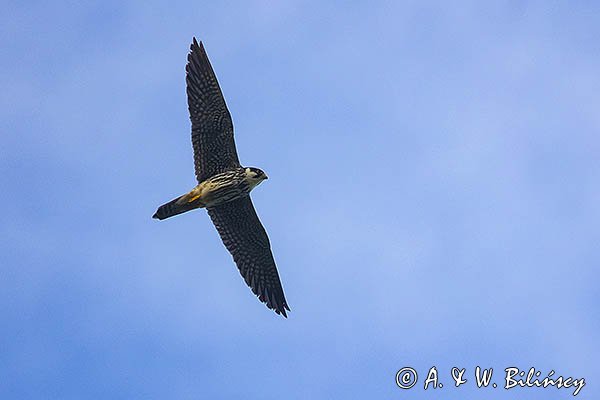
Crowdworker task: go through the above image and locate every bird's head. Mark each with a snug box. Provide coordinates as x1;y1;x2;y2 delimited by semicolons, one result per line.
245;167;268;188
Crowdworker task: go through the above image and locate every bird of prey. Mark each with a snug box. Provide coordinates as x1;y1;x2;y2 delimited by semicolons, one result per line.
153;38;290;317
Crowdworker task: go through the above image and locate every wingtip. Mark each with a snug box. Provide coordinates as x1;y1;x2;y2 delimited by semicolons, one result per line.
191;37;203;50
275;303;290;318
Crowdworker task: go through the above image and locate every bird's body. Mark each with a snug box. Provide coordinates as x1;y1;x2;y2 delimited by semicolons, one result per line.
153;38;290;317
153;167;266;219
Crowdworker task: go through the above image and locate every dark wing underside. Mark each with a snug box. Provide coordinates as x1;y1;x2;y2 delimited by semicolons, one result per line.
207;196;290;317
187;38;240;183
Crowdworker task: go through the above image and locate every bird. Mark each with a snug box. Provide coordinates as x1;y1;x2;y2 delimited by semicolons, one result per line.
153;38;290;317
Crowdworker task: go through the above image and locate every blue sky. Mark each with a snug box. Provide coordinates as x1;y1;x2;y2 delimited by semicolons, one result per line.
1;1;599;399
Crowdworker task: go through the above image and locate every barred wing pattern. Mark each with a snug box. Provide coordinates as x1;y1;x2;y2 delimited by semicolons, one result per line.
187;38;240;183
207;196;290;317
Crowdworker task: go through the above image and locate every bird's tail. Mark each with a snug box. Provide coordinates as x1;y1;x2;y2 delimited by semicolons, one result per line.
153;195;197;220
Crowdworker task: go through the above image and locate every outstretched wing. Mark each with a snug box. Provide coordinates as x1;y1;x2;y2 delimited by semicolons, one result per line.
207;196;290;317
187;38;240;183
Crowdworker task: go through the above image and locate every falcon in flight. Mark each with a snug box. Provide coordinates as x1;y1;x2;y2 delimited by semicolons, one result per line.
153;38;290;317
